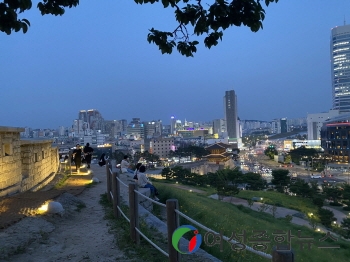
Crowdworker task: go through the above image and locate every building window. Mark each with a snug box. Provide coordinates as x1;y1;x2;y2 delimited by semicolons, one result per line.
35;153;38;162
3;143;12;156
42;151;45;159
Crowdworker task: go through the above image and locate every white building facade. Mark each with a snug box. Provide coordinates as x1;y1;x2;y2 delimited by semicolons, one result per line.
307;110;341;140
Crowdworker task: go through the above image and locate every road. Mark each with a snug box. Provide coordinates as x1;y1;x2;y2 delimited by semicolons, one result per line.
238;152;349;185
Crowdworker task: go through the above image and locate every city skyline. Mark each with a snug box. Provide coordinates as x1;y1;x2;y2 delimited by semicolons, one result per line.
1;1;350;128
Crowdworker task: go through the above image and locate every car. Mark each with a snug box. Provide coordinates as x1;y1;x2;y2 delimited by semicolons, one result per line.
311;175;322;179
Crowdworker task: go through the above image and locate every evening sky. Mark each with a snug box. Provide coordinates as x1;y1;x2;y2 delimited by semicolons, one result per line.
1;0;350;128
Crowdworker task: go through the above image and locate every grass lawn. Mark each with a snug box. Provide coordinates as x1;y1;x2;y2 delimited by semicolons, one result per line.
236;190;319;215
154;183;350;262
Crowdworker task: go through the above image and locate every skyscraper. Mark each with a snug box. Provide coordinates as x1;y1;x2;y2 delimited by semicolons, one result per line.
331;24;350;112
224;90;239;147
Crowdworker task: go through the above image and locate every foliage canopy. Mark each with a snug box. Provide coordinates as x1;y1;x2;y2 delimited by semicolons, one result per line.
0;0;279;56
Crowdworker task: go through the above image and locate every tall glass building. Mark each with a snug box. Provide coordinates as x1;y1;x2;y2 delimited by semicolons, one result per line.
331;24;350;112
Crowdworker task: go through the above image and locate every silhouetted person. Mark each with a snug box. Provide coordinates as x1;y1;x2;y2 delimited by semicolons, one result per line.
83;143;94;168
99;153;109;167
72;144;82;173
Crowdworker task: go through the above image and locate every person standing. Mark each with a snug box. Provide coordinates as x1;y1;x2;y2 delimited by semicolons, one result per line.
83;143;94;169
72;144;82;173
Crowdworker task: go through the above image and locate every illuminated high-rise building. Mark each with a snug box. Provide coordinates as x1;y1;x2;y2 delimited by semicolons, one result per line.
331;24;350;112
224;90;239;147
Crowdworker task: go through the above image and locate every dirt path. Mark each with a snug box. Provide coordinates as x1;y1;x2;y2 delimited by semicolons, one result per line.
1;165;130;262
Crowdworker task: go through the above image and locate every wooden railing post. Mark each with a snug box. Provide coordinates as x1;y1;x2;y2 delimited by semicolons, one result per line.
115;172;121;218
106;161;111;202
272;247;294;262
166;199;181;262
111;171;118;218
129;183;140;244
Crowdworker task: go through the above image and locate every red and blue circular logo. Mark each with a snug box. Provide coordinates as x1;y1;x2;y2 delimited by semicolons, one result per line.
172;225;202;254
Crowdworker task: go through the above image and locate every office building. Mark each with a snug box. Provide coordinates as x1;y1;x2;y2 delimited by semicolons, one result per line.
127;118;144;138
78;109;105;132
321;113;350;164
213;119;226;137
149;137;175;159
331;24;350;112
224;90;239;147
307;110;341;140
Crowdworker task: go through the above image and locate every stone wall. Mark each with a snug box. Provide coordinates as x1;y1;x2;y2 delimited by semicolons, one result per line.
0;127;24;197
0;126;59;197
20;140;59;192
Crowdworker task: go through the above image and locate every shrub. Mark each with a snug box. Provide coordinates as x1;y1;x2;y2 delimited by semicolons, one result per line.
343;206;350;211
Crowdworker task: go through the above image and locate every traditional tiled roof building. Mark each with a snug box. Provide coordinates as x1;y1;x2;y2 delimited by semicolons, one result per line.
203;143;233;164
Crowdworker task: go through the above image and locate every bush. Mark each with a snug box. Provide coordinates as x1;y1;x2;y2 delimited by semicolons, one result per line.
343;206;350;211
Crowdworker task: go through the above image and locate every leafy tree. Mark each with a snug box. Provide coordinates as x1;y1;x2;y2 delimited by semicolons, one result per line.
240;172;266;190
284;154;292;164
264;146;277;160
289;178;312;198
136;150;160;165
289;146;318;164
341;218;350;239
308;215;319;230
161;167;174;180
317;208;335;228
271;169;290;188
324;187;342;204
342;184;350;202
1;0;279;56
114;150;126;165
172;145;209;159
217;184;240;200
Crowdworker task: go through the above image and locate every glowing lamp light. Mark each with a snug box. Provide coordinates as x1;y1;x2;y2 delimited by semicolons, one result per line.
37;202;49;214
189;190;193;192
333;221;337;224
317;228;321;232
